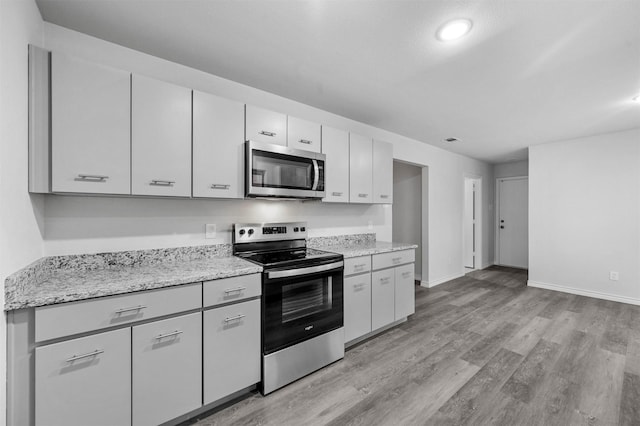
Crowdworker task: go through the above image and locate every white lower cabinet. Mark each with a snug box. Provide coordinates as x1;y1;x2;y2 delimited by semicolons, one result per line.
203;299;261;405
371;268;396;330
132;312;202;426
394;263;415;320
344;273;372;342
35;327;131;426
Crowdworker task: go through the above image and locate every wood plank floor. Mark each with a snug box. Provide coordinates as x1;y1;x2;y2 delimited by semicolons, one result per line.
187;266;640;426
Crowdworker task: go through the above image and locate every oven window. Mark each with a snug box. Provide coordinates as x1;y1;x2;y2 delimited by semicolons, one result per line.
281;277;332;323
252;150;314;190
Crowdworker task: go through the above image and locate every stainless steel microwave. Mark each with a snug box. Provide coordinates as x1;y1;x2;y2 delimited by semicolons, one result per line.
245;140;326;199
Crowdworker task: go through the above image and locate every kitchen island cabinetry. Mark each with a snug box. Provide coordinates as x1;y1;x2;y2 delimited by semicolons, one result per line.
50;52;131;195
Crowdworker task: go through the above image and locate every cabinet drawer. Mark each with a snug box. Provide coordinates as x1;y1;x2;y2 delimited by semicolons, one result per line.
203;274;261;308
35;283;202;342
372;249;415;270
35;327;131;426
344;256;372;276
203;299;261;404
132;312;202;426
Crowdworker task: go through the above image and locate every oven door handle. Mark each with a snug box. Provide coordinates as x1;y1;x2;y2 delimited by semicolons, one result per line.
267;261;343;279
311;159;320;191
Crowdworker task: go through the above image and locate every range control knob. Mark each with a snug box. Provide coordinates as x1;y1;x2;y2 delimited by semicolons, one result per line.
239;229;246;236
248;229;254;236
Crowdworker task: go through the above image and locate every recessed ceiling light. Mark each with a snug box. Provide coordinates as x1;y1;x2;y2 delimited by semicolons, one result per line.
436;19;473;42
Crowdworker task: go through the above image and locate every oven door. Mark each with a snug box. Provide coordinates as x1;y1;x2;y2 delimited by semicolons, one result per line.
246;140;325;199
262;260;343;354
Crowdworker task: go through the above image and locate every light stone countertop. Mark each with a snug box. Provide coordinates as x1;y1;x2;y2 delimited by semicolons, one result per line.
315;241;418;259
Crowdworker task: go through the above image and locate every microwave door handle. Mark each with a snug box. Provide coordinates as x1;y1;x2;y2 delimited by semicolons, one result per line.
311;159;319;191
267;261;344;279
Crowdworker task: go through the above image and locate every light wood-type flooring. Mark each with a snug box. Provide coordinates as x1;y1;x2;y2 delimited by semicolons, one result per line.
188;266;640;426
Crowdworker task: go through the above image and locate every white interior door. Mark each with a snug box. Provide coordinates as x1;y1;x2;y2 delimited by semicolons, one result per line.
464;179;475;268
497;177;528;268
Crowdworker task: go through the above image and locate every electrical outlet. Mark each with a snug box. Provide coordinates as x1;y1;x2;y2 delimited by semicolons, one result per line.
609;271;619;281
205;224;216;239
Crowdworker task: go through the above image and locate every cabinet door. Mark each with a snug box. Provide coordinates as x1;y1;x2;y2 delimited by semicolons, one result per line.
371;268;395;330
193;91;245;198
321;126;350;203
51;53;130;194
132;312;202;426
349;133;373;203
132;74;191;196
35;328;131;426
288;116;321;152
395;263;415;320
203;299;261;404
373;139;393;203
245;105;287;146
344;273;372;342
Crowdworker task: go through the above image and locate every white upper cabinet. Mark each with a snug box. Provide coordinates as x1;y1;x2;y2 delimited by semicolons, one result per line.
131;75;192;197
51;53;131;194
287;116;321;152
349;133;373;203
193;91;245;198
321;126;350;203
245;105;287;146
373;139;393;204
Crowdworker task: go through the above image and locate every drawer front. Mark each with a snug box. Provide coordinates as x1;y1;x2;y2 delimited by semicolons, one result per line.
344;256;372;277
35;283;202;342
203;299;261;405
344;273;372;342
372;249;415;270
132;312;202;426
203;274;261;308
371;269;395;331
35;327;131;426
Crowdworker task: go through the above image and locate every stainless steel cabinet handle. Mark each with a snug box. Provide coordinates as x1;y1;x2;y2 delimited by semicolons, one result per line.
259;130;276;137
332;192;343;196
392;257;402;263
114;305;146;314
402;272;412;278
224;286;246;294
211;184;231;190
354;283;366;289
224;314;246;323
66;349;104;363
358;193;368;198
380;194;389;199
298;139;312;144
76;174;109;182
150;180;175;186
380;277;391;283
155;330;183;340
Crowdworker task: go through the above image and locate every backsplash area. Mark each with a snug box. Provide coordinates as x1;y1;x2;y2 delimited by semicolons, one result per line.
43;195;391;256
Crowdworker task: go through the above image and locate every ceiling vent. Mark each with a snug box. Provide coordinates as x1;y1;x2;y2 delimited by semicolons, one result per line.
444;137;459;143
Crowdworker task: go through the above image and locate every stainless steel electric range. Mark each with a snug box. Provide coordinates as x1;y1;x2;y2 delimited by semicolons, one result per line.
233;222;345;395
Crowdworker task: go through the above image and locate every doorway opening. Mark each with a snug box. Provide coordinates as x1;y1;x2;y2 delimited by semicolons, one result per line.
392;161;427;285
463;175;482;272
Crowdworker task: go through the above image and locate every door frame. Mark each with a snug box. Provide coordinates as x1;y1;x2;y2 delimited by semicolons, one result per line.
494;176;528;267
462;174;482;272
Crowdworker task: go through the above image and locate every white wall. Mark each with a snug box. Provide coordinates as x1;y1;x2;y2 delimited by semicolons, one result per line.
40;22;495;286
0;0;45;423
529;128;640;304
494;160;528;178
392;161;422;279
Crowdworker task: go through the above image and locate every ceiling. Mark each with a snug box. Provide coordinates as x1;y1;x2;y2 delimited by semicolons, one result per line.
35;0;640;163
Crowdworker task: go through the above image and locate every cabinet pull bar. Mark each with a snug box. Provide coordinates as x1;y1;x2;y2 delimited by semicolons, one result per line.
155;330;183;340
224;286;247;294
150;180;175;186
299;139;312;144
392;257;402;263
66;349;104;363
114;305;146;314
380;194;389;199
331;192;343;196
259;131;276;137
224;314;246;323
211;184;231;190
76;174;109;182
402;272;412;278
354;264;366;268
380;277;391;283
358;193;368;198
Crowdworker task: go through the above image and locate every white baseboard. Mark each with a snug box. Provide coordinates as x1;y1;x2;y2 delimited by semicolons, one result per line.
528;280;640;306
421;272;465;288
